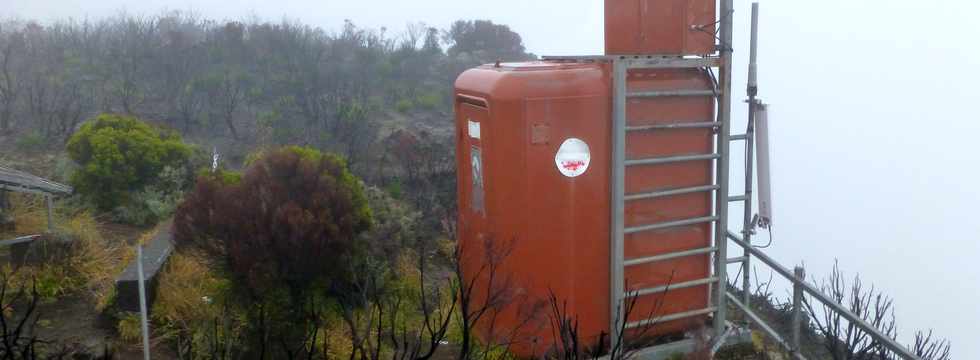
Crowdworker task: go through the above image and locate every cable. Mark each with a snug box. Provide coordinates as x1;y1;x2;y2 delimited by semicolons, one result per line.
730;260;743;289
690;9;734;50
753;224;774;249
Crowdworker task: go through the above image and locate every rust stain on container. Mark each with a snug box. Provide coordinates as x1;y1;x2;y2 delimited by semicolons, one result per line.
455;61;714;356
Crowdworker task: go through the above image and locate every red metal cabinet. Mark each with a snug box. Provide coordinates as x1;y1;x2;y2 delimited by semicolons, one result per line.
455;62;715;356
605;0;716;55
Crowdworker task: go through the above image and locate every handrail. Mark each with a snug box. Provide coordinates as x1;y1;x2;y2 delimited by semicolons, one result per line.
727;231;921;360
0;234;42;247
727;291;807;360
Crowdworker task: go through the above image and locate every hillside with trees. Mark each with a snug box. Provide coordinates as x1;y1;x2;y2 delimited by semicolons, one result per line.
0;13;533;167
0;11;951;360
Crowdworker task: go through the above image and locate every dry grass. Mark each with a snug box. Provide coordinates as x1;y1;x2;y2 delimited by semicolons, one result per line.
152;250;243;357
64;212;134;310
152;251;228;328
1;193;50;237
1;193;134;309
117;312;143;343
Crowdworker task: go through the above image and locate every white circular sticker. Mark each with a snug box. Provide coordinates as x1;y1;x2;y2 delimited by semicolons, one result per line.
555;138;591;177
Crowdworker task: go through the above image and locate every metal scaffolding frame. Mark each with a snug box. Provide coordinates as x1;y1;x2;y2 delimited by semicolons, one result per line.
545;0;735;355
545;2;922;358
607;53;732;352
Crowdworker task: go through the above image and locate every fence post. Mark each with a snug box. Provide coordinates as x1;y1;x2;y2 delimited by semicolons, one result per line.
792;266;805;354
137;242;151;360
45;195;54;232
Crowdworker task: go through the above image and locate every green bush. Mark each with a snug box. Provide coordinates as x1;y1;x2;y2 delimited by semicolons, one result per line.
110;165;187;226
66;113;192;211
52;154;78;184
395;98;415;113
15;131;45;152
384;179;403;199
415;92;442;111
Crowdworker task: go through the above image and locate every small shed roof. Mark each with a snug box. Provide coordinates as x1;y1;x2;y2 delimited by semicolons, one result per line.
0;165;72;196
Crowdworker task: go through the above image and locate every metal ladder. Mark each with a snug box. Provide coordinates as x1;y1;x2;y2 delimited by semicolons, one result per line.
608;52;733;351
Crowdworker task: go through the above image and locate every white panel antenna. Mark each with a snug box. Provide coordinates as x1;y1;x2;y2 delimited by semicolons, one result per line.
755;103;772;228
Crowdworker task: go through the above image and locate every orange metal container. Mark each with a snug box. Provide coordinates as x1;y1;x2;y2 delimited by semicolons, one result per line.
605;0;716;55
455;62;714;356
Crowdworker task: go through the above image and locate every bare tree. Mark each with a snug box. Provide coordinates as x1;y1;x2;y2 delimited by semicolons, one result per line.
0;23;24;134
337;242;456;360
804;261;951;360
544;273;681;360
912;330;950;360
453;236;548;360
804;261;897;360
0;275;41;359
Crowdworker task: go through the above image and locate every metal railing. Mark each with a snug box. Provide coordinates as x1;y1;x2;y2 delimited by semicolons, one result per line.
725;231;921;360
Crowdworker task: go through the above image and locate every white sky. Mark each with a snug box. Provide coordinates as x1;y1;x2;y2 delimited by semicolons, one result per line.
7;0;980;358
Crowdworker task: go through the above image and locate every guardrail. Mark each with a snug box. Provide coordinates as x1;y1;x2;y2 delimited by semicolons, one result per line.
726;231;921;360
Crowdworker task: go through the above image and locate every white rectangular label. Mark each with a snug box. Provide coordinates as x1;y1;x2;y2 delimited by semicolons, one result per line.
468;120;481;139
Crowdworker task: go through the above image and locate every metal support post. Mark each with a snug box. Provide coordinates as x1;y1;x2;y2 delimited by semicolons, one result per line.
137;243;151;360
712;0;735;338
741;2;761;306
792;266;805;355
45;195;53;232
609;59;628;352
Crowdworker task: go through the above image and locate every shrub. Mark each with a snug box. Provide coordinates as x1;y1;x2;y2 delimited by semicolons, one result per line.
362;185;420;261
117;313;143;343
174;146;372;300
52;154;79;184
15;131;45;152
384;180;403;199
33;265;72;301
395;98;415;113
154;252;230;327
173;147;372;356
153;252;242;358
110;166;188;226
62;212;134;310
2;207;132;309
415;92;442;111
66;113;192;211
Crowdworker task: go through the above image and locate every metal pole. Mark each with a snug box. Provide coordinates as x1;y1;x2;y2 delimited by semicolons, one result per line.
747;3;760;96
45;195;53;232
741;2;760;306
792;266;805;354
713;0;735;338
609;58;628;352
137;243;151;360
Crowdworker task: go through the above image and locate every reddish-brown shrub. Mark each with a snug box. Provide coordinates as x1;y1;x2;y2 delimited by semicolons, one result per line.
173;146;372;299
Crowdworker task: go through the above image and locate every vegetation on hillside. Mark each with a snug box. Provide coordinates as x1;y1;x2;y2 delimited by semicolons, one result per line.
0;10;955;360
0;15;533;159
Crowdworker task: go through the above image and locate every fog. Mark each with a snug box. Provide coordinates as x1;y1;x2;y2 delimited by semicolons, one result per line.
9;0;978;358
